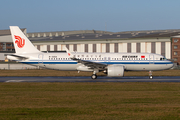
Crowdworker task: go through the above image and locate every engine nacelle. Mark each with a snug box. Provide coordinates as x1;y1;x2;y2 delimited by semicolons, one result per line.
107;65;124;77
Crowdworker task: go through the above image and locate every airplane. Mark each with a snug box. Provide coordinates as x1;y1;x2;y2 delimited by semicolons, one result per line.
7;26;174;79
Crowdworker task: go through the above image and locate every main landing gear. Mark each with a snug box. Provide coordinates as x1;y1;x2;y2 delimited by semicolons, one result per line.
91;74;97;79
91;69;99;79
149;70;153;79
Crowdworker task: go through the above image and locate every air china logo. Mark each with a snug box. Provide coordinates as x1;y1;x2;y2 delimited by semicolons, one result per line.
14;35;25;48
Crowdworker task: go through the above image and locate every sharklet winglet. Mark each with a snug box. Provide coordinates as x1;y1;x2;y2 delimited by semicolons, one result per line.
64;46;74;58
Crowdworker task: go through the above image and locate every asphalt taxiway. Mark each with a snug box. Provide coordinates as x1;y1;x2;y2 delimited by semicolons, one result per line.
1;76;180;82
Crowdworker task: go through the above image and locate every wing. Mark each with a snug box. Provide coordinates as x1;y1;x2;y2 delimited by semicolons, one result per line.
64;46;107;70
71;57;107;70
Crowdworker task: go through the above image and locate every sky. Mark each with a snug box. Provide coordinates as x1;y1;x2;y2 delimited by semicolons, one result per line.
1;0;180;33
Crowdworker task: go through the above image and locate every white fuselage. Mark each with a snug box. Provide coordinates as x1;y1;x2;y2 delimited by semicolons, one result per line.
9;52;173;71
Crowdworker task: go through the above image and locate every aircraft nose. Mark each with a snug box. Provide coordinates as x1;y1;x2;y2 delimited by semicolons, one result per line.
171;63;174;68
169;62;174;69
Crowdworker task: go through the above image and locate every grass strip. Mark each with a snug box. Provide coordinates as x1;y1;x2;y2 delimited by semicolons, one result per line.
0;82;180;119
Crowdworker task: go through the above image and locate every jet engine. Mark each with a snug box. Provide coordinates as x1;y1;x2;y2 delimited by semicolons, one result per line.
107;65;124;77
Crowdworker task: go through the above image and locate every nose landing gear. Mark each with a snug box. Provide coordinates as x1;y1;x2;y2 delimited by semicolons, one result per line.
149;71;153;79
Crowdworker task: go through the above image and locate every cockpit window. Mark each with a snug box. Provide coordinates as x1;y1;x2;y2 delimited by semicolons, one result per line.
160;57;167;60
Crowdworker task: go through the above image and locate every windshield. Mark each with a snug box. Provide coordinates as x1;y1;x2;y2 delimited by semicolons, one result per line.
160;57;167;60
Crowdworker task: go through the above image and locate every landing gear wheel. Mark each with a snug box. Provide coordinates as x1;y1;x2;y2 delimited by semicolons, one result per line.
91;74;97;79
149;75;153;79
149;71;153;79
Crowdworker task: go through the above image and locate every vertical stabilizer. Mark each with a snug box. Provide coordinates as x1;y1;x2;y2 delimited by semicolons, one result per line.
10;26;40;54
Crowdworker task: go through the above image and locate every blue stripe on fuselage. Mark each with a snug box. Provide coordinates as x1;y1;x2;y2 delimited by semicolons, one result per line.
21;61;173;65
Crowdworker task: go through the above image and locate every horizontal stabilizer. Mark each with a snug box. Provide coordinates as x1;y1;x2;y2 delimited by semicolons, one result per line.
7;54;29;61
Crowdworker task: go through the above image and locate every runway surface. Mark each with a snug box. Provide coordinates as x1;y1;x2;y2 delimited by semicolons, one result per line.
1;76;180;82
